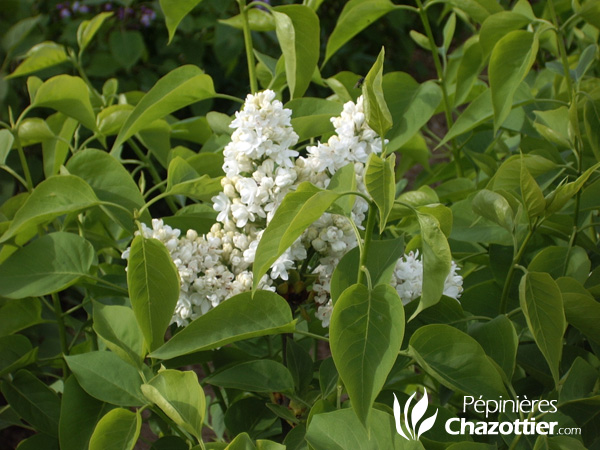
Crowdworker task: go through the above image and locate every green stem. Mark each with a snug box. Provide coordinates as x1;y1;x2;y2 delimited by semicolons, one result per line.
0;165;28;188
547;0;573;103
52;293;70;377
14;135;34;191
238;0;259;94
357;206;376;285
294;329;329;342
215;93;245;104
415;0;462;177
500;228;535;314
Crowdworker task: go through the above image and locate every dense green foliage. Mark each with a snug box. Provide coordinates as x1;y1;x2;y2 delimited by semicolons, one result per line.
1;0;600;449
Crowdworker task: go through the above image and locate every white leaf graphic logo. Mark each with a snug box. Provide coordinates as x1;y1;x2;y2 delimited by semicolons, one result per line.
393;388;438;441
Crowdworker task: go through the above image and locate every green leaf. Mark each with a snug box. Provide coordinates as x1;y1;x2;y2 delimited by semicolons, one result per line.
77;12;114;54
109;31;144;71
454;38;483;107
445;0;503;24
93;302;145;367
220;9;275;32
160;0;204;43
0;175;99;243
584;99;600;161
272;5;320;99
411;212;452;318
206;360;294;393
42;114;77;177
6;42;69;79
323;0;395;67
330;237;404;303
141;369;205;441
559;357;599;405
66;149;146;232
383;74;443;150
0;232;95;298
89;408;141;450
557;277;600;346
533;107;571;148
520;156;545;220
17;118;55;146
225;433;256;450
165;156;222;201
113;65;216;151
580;0;600;29
362;47;392;138
0;129;14;165
326;162;357;216
479;11;531;56
286;339;313;394
519;272;565;386
409;30;432;51
329;283;404;425
15;433;58;450
489;30;538;132
150;290;295;359
528;247;591;285
127;235;179;351
0;335;37;377
545;162;600;215
365;153;395;232
65;351;146;407
32;75;97;131
1;370;61;437
286;98;343;141
252;183;341;290
443;12;456;51
409;324;508;399
471;189;514;232
59;376;114;450
0;298;42;337
2;15;42;53
469;315;518;380
306;408;414;450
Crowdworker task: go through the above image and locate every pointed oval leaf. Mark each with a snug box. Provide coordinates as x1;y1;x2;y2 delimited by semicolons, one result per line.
362;47;392;138
0;175;99;243
489;30;538;131
557;277;600;346
272;5;320;99
0;129;14;165
329;283;405;425
65;351;146;407
409;324;508;399
469;315;518;380
113;65;215;150
365;153;395;232
7;42;69;79
471;189;514;232
160;0;205;43
520;157;545;220
77;12;113;54
33;75;97;131
0;232;95;298
142;369;205;441
519;272;565;386
150;290;295;359
89;408;141;450
127;236;179;351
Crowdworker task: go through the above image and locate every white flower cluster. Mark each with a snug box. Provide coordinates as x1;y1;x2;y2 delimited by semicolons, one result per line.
123;90;463;328
390;250;463;304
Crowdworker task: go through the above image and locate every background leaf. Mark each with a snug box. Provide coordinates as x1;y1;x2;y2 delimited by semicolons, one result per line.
88;408;141;450
160;0;204;43
206;360;294;393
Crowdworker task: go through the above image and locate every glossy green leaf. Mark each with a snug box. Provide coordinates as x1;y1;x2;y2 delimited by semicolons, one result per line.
489;30;538;131
306;407;414;450
93;302;145;367
411;212;452;318
330;237;404;303
127;235;179;351
326;162;356;216
43;113;77;177
469;315;518;379
252;183;341;290
330;283;404;425
207;360;294;393
141;369;205;441
519;272;565;386
17;118;55;146
323;0;395;66
1;370;61;436
7;42;69;79
0;129;14;165
0;335;37;377
479;11;531;56
286;98;343;141
0;298;42;337
165;156;222;201
160;0;204;43
445;0;503;24
32;75;97;131
545;162;600;215
409;30;431;51
362;48;392;138
272;5;320;99
59;376;114;450
89;408;141;450
220;9;275;32
0;175;99;243
409;324;508;399
65;351;146;407
557;277;600;346
365;153;395;232
520;156;545;220
0;232;95;298
533;107;571;148
113;65;216;150
150;290;295;359
225;433;256;450
77;12;113;54
471;189;514;232
528;247;591;285
454;38;483;106
109;31;144;71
